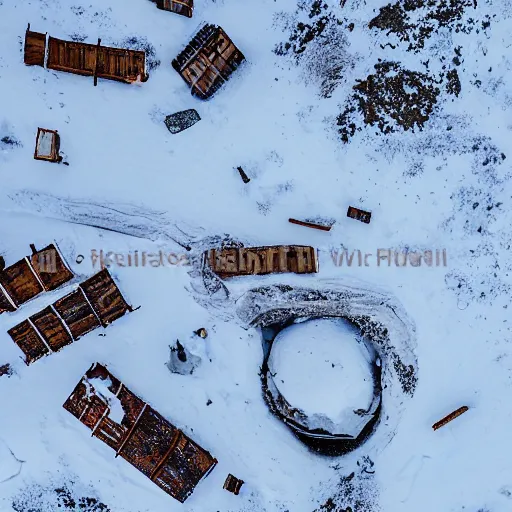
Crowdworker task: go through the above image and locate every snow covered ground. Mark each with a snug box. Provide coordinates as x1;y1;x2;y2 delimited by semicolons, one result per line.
1;0;512;511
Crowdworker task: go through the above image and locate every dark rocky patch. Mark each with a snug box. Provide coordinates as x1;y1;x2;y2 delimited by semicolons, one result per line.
118;36;160;71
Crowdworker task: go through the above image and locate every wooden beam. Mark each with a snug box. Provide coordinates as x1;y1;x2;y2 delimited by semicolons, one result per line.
288;218;332;232
150;430;183;481
432;406;469;431
115;403;147;457
93;38;101;87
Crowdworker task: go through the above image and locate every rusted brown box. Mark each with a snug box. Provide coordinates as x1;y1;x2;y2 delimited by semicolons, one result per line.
347;206;371;224
205;245;318;278
172;24;245;100
29;244;74;289
63;363;217;503
53;289;101;340
223;474;244;495
79;268;132;326
34;128;62;163
155;0;193;17
0;258;44;307
30;306;72;352
24;27;46;66
8;319;49;365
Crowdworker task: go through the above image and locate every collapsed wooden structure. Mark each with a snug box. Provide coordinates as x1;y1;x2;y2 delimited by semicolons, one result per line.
347;206;372;224
24;24;148;85
64;363;217;502
204;246;318;278
34;128;62;163
0;243;73;312
7;269;133;365
150;0;193;18
172;24;245;100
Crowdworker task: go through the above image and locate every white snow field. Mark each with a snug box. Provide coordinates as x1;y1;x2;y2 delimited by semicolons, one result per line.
268;318;375;434
1;0;512;511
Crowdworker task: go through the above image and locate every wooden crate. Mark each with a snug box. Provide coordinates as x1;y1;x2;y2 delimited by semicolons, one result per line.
34;128;62;163
24;26;46;66
0;258;44;307
347;206;371;224
30;306;73;352
155;0;193;18
8;319;49;365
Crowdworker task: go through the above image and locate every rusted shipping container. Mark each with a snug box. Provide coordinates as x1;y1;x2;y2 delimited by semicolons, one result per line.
79;268;132;326
34;128;62;163
172;24;245;100
63;363;218;502
153;0;193;18
24;26;148;85
30;306;72;352
29;244;74;289
8;319;49;365
0;258;44;307
24;26;46;66
53;289;101;339
204;245;318;278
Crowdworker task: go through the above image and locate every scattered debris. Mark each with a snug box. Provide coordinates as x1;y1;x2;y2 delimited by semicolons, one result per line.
204;245;319;278
223;474;244;495
194;327;208;338
63;363;217;503
236;166;251;183
288;218;333;231
167;339;202;375
150;0;193;18
432;405;469;431
7;268;134;365
0;255;4;272
206;399;212;406
24;24;148;85
0;364;12;378
347;206;371;224
34;128;62;163
172;24;245;100
164;109;201;134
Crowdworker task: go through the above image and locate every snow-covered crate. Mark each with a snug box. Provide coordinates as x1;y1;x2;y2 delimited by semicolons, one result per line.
204;245;318;278
63;363;218;503
172;24;245;100
34;128;62;163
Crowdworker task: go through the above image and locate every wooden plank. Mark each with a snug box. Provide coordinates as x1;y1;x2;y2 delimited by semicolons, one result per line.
347;206;371;224
0;258;44;306
432;406;469;431
8;319;50;365
53;289;101;339
288;218;332;231
29;244;73;290
30;306;73;352
24;27;46;66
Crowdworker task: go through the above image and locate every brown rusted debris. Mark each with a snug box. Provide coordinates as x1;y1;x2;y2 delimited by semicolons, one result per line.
288;218;333;232
34;128;63;163
194;328;208;338
237;166;250;184
24;25;148;85
223;474;244;495
63;363;217;503
0;364;13;378
432;406;469;431
7;268;133;365
205;245;318;278
151;0;193;18
172;24;245;100
347;206;372;224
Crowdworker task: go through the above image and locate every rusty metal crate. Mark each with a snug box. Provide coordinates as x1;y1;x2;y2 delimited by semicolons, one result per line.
63;364;217;503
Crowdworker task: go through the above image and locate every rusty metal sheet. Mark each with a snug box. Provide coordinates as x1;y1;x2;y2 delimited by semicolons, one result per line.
29;244;73;290
8;319;49;365
63;364;217;503
53;289;101;339
80;269;131;327
24;29;46;66
0;286;15;314
0;258;44;306
30;306;72;352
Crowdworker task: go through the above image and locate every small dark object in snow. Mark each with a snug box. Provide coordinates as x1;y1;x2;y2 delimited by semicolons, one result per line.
289;218;333;231
206;399;212;406
34;128;63;163
347;206;371;224
194;327;208;338
237;166;250;183
164;109;201;134
223;474;244;495
168;340;201;375
176;340;187;362
0;364;12;377
0;255;5;271
76;254;84;264
432;405;469;430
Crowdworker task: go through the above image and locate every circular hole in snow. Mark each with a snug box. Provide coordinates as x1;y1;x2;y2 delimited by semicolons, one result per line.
268;318;375;435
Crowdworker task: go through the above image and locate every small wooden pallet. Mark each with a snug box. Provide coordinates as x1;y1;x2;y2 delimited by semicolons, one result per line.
347;206;371;224
223;474;244;495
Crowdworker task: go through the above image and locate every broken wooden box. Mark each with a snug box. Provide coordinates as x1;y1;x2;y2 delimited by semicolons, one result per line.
151;0;193;18
204;245;318;278
164;109;200;134
172;24;245;100
34;128;62;163
63;363;217;503
7;268;133;365
24;25;148;85
223;474;244;495
347;206;371;224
